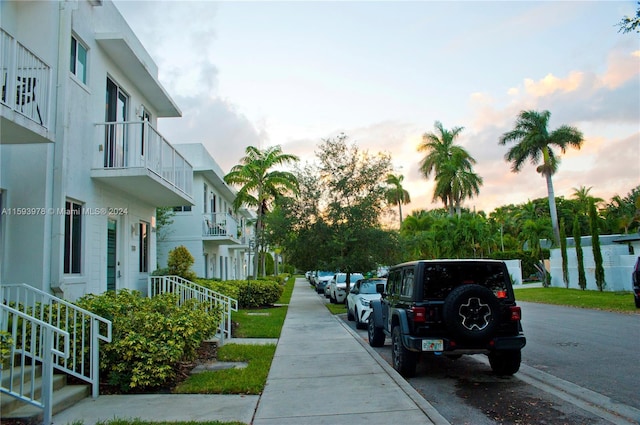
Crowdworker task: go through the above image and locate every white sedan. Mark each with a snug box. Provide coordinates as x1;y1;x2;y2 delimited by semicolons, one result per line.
346;278;387;329
328;272;364;304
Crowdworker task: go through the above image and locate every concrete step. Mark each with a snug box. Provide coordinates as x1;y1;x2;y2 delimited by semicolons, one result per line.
0;372;67;414
1;382;90;421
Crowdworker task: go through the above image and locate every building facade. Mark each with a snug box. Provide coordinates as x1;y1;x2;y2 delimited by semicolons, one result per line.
157;143;254;281
0;0;193;300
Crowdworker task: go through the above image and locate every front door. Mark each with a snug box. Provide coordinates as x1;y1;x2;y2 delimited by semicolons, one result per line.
107;219;117;291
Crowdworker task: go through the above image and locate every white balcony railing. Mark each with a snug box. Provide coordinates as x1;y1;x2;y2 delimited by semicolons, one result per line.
0;28;51;128
95;120;193;197
203;213;238;239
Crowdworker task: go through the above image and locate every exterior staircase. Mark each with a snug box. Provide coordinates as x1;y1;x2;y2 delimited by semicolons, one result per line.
1;363;90;422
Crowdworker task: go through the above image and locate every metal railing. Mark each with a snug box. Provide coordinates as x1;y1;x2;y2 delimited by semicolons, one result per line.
1;28;51;127
94;120;193;198
0;284;112;398
0;303;69;425
202;213;238;238
148;276;238;344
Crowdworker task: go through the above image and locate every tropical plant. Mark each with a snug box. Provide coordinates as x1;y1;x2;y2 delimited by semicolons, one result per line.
224;145;299;276
385;173;411;228
418;121;480;216
499;110;584;246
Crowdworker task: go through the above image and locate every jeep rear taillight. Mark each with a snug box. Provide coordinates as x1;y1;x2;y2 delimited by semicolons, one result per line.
509;306;522;321
411;306;426;323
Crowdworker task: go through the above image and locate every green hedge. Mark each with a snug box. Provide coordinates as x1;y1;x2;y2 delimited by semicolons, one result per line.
76;289;221;392
196;279;284;308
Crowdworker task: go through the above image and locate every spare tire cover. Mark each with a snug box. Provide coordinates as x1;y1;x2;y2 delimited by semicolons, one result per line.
443;284;500;342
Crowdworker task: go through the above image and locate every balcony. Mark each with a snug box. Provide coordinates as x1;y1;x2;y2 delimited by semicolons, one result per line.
203;213;240;244
0;28;52;143
92;121;193;207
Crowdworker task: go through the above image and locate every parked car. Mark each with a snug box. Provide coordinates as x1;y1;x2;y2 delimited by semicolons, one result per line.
347;278;387;329
633;257;640;308
368;259;526;377
305;271;312;281
329;272;364;304
315;271;334;294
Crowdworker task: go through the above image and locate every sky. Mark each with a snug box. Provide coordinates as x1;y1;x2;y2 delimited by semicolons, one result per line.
113;0;640;216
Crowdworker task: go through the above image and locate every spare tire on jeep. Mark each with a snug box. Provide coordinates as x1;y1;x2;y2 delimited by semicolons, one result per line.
443;284;500;342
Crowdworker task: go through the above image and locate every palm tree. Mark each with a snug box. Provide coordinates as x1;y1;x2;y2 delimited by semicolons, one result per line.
499;110;584;246
385;173;411;228
572;186;604;215
418;121;477;216
224;145;299;276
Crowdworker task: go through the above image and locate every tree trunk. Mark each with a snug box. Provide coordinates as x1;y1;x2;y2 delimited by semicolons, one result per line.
545;172;561;247
398;202;403;229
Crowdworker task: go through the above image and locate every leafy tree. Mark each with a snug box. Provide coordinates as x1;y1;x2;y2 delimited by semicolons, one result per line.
617;2;640;33
573;217;587;290
418;121;480;216
224;145;299;276
590;203;606;291
315;134;398;277
499;110;584;246
156;207;175;242
385;173;411;228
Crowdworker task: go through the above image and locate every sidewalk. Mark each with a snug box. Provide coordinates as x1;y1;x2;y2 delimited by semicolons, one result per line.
53;278;448;424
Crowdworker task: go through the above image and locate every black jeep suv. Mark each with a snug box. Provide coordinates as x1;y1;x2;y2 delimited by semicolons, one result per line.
368;259;526;377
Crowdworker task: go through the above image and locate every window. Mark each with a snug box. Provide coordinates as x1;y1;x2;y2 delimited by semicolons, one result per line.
70;36;87;84
204;184;208;213
105;77;129;167
140;107;150;156
64;201;82;274
172;205;192;213
139;221;149;273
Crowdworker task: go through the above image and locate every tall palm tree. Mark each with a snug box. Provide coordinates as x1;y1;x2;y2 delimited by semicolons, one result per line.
385;173;411;228
224;145;299;276
499;110;584;246
418;121;477;216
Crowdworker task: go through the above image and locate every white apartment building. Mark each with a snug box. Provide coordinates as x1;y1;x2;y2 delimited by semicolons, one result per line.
157;143;255;281
0;0;193;300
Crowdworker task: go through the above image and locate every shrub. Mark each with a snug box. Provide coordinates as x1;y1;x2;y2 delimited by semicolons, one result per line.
167;245;197;281
76;289;220;392
196;279;283;308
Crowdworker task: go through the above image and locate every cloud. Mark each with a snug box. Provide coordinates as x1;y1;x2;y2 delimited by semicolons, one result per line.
524;72;584;97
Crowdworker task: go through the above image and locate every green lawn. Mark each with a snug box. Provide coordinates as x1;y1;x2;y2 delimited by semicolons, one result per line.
173;343;276;394
514;287;637;313
95;421;244;425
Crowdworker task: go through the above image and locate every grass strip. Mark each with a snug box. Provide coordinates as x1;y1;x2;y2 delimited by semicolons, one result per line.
514;287;637;313
232;307;286;338
173;344;276;394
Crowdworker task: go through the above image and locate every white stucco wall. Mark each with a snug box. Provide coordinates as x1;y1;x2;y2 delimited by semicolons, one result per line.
549;238;636;291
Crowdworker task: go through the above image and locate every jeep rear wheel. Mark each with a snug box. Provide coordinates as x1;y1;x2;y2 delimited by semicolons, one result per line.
443;284;500;343
488;350;521;376
391;326;417;377
368;316;385;347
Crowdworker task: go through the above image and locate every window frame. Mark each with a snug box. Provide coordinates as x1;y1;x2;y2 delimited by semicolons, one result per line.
70;35;88;84
64;200;83;274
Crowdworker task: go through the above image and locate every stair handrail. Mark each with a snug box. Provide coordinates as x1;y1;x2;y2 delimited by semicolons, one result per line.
1;303;70;425
0;283;112;398
148;275;238;344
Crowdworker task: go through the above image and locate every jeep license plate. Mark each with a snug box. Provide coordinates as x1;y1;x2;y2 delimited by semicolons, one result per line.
422;339;443;351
